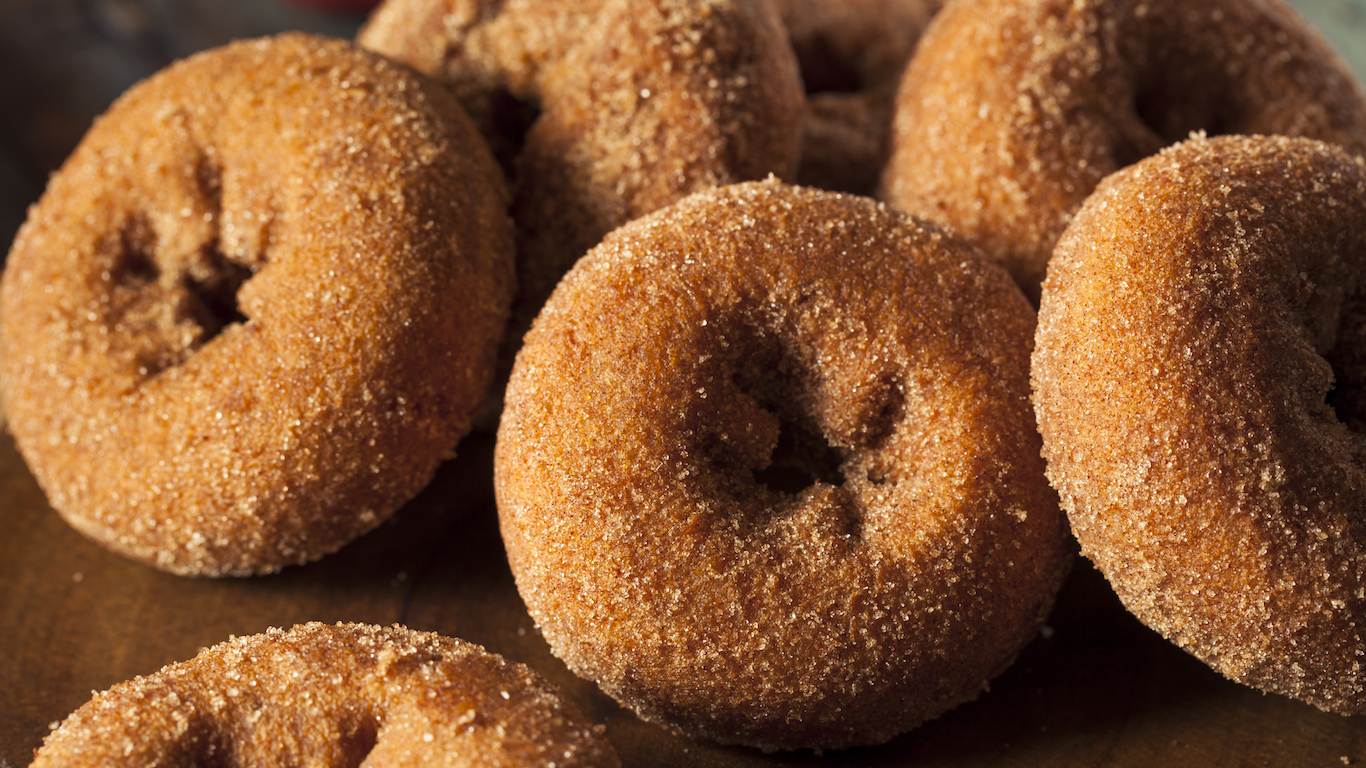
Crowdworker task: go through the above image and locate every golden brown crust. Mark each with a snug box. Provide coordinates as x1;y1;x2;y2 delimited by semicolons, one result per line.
882;0;1366;303
0;34;515;576
1033;134;1366;714
495;180;1072;750
359;0;805;338
32;623;621;768
771;0;943;194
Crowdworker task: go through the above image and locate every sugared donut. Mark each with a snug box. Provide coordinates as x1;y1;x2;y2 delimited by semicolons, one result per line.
495;180;1073;750
881;0;1366;302
357;0;805;333
770;0;942;194
0;34;515;576
1033;134;1366;714
33;622;621;767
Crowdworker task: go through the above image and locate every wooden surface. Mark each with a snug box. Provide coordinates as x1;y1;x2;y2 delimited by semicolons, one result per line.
5;0;1366;765
4;428;1366;768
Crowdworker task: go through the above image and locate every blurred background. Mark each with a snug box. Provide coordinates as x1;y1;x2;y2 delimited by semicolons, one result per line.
2;0;1366;258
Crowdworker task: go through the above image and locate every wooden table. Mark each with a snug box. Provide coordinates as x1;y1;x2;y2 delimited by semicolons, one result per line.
4;0;1366;765
3;426;1364;767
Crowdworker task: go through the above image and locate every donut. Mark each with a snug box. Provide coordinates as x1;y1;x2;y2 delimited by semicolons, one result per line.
770;0;942;194
0;34;515;576
357;0;805;336
495;179;1073;750
32;622;621;767
1033;134;1366;714
880;0;1366;302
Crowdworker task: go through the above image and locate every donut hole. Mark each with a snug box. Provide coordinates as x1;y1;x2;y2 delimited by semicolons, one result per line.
791;34;863;95
178;243;252;343
487;89;542;180
178;159;252;343
710;320;911;499
1126;44;1258;166
726;335;847;495
1131;81;1231;150
170;710;378;768
166;727;235;768
109;214;254;377
334;714;381;768
1116;91;1204;171
1325;297;1366;433
115;216;161;286
1325;379;1360;430
752;409;846;493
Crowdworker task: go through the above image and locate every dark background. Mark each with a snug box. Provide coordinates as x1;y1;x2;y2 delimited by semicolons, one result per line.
3;0;1365;256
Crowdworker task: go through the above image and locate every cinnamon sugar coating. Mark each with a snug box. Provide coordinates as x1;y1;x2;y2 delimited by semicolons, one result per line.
1033;135;1366;714
495;180;1072;750
881;0;1366;302
33;623;620;768
0;34;515;576
358;0;804;337
771;0;942;195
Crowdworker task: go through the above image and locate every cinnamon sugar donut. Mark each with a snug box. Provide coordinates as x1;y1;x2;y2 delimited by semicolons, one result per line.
358;0;804;334
0;34;515;576
882;0;1366;302
495;180;1072;750
33;623;620;767
771;0;942;194
1033;134;1366;714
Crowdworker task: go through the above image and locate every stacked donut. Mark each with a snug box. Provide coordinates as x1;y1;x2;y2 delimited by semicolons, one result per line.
3;0;808;576
13;0;1366;761
882;0;1366;301
877;0;1366;720
491;0;1366;748
6;10;805;761
357;0;807;351
770;0;943;193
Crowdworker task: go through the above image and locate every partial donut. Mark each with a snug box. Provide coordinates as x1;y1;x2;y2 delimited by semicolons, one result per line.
881;0;1366;302
771;0;942;194
495;180;1073;750
358;0;805;333
32;622;621;767
0;34;515;576
1033;134;1366;714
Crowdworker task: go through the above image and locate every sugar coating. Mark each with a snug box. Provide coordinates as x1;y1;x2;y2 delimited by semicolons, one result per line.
32;622;620;768
881;0;1366;302
0;34;515;576
359;0;805;338
1034;134;1366;714
770;0;943;195
495;180;1073;750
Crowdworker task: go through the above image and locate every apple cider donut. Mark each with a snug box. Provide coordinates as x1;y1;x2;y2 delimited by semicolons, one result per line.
0;34;515;576
495;180;1073;750
771;0;942;194
881;0;1366;302
358;0;804;335
32;623;621;768
1033;134;1366;714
